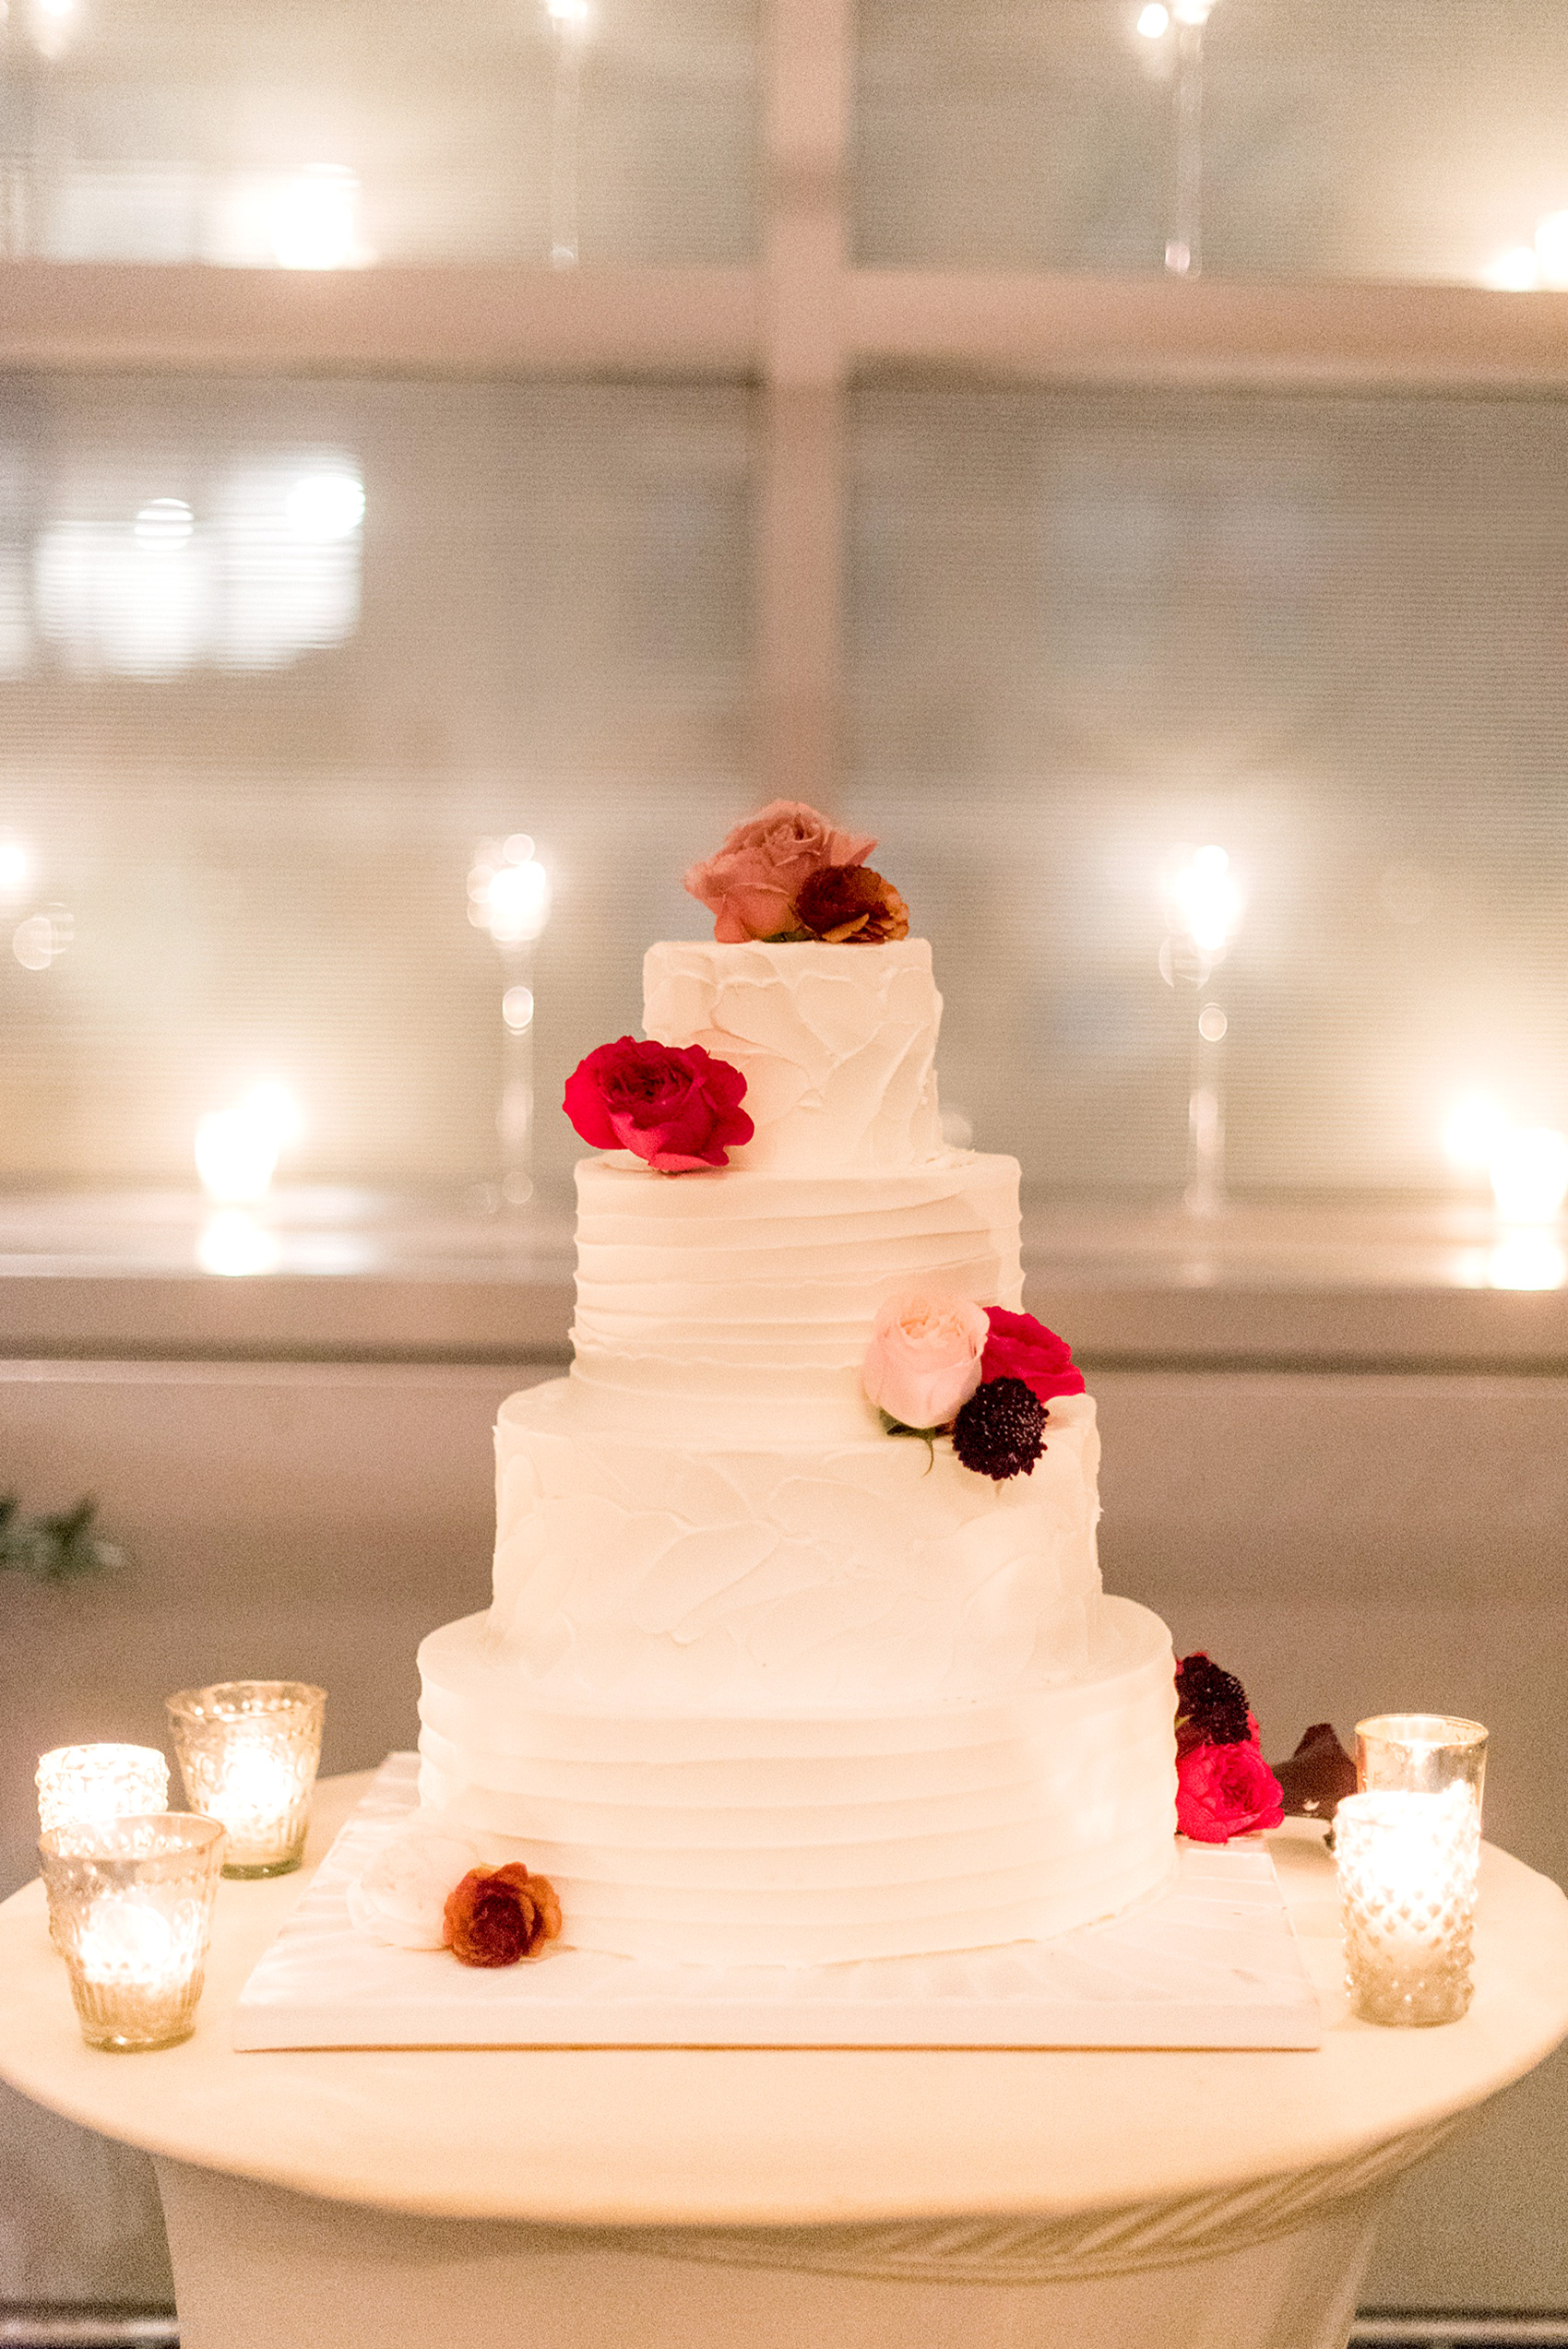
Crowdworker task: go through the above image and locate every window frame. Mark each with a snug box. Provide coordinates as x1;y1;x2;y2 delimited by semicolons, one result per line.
4;0;1567;1360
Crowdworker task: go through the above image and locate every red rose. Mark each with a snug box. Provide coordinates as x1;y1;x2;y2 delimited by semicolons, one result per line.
980;1309;1086;1405
563;1037;754;1173
1175;1741;1285;1845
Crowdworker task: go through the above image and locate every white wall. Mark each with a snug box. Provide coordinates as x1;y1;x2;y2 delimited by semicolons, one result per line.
2;1359;1564;2310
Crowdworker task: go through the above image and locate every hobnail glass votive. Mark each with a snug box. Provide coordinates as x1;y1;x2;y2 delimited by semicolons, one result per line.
166;1681;326;1878
1356;1714;1488;1817
39;1813;226;2051
1336;1787;1481;2026
36;1744;170;1838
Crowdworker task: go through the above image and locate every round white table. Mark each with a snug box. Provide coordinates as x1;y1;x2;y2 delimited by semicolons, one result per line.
3;1773;1566;2349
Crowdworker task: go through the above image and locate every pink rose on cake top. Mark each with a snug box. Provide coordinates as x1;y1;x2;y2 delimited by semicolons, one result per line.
683;799;875;943
683;798;908;944
563;1036;753;1172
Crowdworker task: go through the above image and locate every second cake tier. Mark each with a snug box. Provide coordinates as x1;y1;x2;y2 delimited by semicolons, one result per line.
571;1149;1021;1433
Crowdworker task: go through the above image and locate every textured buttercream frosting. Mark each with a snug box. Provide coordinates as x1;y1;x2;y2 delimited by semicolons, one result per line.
404;931;1181;1966
571;1151;1022;1434
486;1377;1099;1707
417;1596;1177;1964
643;938;944;1173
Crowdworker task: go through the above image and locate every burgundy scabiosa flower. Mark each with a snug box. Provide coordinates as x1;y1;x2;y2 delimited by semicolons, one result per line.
951;1375;1047;1482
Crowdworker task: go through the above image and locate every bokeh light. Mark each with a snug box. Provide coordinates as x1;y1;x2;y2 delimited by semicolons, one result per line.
1443;1092;1509;1172
194;1083;303;1203
285;472;365;542
269;167;362;271
1167;845;1242;963
1489;1127;1568;1223
198;1209;283;1277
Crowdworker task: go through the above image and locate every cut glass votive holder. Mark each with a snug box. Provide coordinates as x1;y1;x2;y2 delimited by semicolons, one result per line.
1336;1787;1481;2027
36;1744;171;1838
1356;1714;1488;1816
166;1681;326;1878
39;1813;226;2052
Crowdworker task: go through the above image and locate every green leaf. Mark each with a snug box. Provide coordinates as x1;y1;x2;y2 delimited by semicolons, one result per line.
877;1412;945;1473
0;1495;124;1584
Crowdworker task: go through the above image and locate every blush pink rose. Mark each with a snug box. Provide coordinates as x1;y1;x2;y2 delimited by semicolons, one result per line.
1175;1741;1285;1845
980;1308;1086;1405
861;1292;989;1430
563;1037;753;1172
683;801;876;943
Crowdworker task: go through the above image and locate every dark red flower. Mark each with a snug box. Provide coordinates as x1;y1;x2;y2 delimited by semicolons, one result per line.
980;1309;1086;1406
1174;1651;1254;1753
443;1863;563;1967
1175;1741;1285;1845
563;1037;753;1173
951;1375;1047;1481
683;801;875;943
796;863;909;943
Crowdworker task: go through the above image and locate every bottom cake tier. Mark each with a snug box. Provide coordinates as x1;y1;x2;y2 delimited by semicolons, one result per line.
415;1594;1178;1965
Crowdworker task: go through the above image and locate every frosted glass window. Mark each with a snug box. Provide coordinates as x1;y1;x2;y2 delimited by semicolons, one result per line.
0;374;754;1197
8;374;1568;1216
849;386;1568;1194
856;0;1568;286
0;0;758;266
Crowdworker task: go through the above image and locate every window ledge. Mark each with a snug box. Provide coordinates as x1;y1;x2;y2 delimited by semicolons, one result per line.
1;1188;1565;1370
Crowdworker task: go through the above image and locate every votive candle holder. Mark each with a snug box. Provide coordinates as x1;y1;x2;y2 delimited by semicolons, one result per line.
36;1744;170;1838
1336;1787;1481;2026
1356;1714;1488;1815
39;1813;226;2051
166;1681;326;1878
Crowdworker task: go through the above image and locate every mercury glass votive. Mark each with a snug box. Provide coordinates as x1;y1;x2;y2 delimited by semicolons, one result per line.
166;1681;326;1878
39;1814;226;2051
36;1744;171;1838
1336;1788;1481;2026
1357;1714;1488;1815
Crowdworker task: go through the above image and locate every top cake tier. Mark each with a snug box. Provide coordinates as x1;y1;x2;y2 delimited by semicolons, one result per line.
643;939;944;1173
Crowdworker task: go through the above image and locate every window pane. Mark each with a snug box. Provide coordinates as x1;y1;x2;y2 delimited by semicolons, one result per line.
857;0;1568;287
0;374;754;1202
0;0;758;266
849;385;1568;1193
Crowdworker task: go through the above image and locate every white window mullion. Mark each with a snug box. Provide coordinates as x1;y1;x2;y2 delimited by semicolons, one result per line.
755;0;850;803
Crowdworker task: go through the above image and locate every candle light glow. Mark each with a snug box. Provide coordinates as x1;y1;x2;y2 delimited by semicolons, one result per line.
39;1814;226;2051
36;1743;170;1838
166;1680;326;1878
1336;1787;1480;2028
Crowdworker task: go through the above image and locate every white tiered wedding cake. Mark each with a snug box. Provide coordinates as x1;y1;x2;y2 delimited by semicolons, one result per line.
410;820;1178;1968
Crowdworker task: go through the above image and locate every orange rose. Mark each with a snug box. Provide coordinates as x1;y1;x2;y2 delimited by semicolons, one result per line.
443;1863;563;1967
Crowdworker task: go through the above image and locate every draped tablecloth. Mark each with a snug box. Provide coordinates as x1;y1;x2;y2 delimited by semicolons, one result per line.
4;1771;1566;2349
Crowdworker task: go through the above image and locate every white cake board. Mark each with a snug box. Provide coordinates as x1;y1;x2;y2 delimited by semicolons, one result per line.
233;1753;1324;2052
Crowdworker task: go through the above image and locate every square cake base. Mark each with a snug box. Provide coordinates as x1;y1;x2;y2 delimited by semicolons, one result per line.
233;1753;1323;2052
